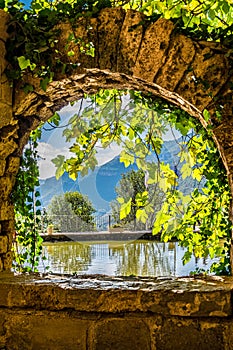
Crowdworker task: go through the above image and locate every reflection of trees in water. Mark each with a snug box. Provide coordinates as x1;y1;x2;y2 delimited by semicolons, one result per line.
109;241;176;277
43;240;177;276
42;240;214;276
44;243;92;274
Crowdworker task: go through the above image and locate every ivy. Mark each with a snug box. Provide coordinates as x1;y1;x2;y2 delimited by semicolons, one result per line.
123;0;233;44
11;134;47;272
5;0;233;275
5;0;113;86
4;0;233;92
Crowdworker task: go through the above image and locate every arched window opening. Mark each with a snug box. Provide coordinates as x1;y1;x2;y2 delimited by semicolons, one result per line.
12;89;231;277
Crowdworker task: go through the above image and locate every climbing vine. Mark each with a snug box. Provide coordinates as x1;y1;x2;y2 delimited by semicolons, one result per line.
51;90;231;274
11;131;46;272
5;0;233;274
12;94;231;273
4;0;233;92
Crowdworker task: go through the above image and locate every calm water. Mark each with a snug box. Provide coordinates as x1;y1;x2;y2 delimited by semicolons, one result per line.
39;240;215;276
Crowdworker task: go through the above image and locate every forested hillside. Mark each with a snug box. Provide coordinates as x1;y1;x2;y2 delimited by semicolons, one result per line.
40;137;202;212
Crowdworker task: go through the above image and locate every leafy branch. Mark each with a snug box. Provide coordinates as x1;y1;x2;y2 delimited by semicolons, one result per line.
50;89;231;274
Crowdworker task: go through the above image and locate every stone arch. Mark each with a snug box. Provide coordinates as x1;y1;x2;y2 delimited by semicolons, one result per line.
0;7;233;271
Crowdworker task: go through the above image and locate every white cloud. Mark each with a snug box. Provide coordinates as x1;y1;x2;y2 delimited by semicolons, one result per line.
163;126;181;141
95;142;121;166
37;142;71;179
38;141;121;179
38;96;180;179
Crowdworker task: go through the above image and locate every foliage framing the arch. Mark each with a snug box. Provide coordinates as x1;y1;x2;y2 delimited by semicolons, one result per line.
5;0;233;273
50;90;231;274
4;0;233;91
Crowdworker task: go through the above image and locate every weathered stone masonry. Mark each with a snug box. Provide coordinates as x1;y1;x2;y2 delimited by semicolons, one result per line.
0;8;233;270
1;7;233;349
1;274;233;350
0;11;19;272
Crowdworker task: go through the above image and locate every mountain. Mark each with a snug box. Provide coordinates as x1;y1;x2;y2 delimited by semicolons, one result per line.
39;138;195;213
39;158;137;212
96;156;137;202
39;172;81;209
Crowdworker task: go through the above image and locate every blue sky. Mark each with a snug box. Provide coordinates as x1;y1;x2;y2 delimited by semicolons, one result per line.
38;101;123;179
22;0;30;7
20;2;180;179
38;98;181;179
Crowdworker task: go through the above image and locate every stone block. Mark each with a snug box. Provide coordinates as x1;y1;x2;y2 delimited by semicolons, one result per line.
133;18;174;82
6;156;20;175
0;284;10;306
5;312;89;350
156;33;195;91
2;251;12;270
0;177;14;200
117;10;144;74
0;104;14;129
140;282;232;317
0;10;10;42
154;318;225;350
0;138;17;159
0;257;3;272
0;311;6;347
97;8;125;70
176;46;228;110
0;74;12;104
0;235;7;254
0;40;7;70
93;318;150;350
0;202;14;220
72;17;97;69
0;159;6;176
0;219;15;235
223;321;233;349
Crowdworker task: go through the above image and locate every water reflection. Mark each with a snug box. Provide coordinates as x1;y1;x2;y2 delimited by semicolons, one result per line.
110;241;176;276
41;240;215;277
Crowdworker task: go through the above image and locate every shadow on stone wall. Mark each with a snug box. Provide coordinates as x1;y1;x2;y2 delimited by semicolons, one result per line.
0;273;233;349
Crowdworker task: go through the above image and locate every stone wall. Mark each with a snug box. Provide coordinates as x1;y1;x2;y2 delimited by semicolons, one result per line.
0;11;19;272
0;274;233;349
0;7;233;271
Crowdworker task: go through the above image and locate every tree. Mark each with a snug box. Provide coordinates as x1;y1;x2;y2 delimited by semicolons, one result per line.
51;89;231;274
7;0;233;274
47;191;96;232
111;169;164;230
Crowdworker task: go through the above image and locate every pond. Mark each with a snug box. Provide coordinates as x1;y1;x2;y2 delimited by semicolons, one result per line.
39;240;216;277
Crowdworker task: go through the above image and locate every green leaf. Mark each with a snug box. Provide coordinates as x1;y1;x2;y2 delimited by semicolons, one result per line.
136;158;147;170
17;56;31;70
23;84;34;93
35;200;41;206
117;197;125;204
222;1;229;14
193;167;202;182
181;163;192;179
51;155;65;179
135;191;148;207
203;109;210;122
40;76;50;92
136;209;148;224
119;150;134;168
120;198;132;220
208;9;215;21
68;50;75;57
